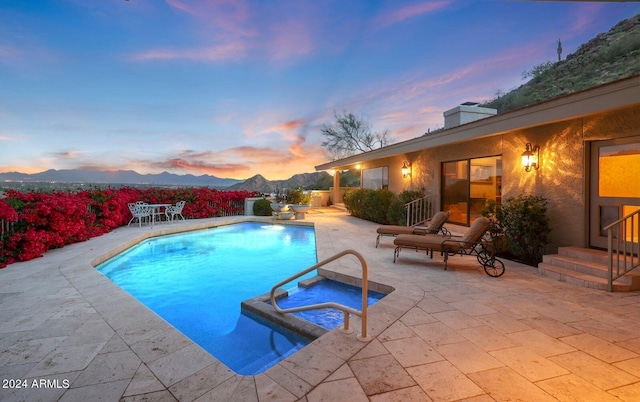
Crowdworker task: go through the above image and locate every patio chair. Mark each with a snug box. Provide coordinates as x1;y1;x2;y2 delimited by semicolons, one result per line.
393;216;505;277
165;201;186;222
376;210;451;247
127;202;152;227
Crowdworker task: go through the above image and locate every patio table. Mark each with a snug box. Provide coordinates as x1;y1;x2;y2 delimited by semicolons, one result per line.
147;203;171;227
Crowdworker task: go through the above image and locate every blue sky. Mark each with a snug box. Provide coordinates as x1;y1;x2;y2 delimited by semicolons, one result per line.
1;1;638;180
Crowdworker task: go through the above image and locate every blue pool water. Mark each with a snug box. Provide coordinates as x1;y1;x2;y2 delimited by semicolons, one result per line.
277;280;386;330
97;222;318;375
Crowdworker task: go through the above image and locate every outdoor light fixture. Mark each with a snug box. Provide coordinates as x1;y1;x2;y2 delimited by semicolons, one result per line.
402;161;412;178
521;143;540;172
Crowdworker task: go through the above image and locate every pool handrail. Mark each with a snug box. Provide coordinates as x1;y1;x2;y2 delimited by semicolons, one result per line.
269;249;371;342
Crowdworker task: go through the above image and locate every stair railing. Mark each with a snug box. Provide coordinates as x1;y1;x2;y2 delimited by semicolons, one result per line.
605;209;640;292
270;249;371;341
406;195;436;227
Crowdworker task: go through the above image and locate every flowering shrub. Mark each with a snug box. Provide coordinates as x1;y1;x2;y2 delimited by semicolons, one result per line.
0;187;256;268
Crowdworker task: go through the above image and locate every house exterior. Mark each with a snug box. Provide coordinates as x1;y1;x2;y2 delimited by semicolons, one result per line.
315;76;640;254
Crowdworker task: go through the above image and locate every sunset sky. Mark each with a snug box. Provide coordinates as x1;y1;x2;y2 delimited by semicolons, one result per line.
1;1;638;180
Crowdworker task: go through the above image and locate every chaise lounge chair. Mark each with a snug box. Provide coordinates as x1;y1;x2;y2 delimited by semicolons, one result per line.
392;216;505;277
376;210;451;247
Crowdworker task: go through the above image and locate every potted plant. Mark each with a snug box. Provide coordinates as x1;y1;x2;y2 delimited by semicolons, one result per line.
287;187;312;219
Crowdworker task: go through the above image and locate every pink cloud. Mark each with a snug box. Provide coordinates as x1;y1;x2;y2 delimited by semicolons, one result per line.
132;41;249;62
375;1;450;27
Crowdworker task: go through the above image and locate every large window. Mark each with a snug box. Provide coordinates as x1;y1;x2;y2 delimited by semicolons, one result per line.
362;166;389;190
442;156;502;225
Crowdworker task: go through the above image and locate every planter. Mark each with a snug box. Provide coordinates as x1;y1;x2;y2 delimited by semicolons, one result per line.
270;202;290;212
290;204;311;220
272;211;294;220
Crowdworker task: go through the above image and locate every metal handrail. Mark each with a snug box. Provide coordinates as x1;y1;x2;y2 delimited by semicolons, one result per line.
269;249;371;342
604;209;640;292
405;195;435;227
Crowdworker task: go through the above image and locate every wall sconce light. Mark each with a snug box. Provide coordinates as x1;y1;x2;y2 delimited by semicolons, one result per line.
355;164;361;170
402;161;412;178
521;143;540;172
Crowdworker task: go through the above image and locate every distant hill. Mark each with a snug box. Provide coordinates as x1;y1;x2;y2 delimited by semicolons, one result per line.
482;14;640;113
0;169;333;192
226;172;332;193
0;169;241;188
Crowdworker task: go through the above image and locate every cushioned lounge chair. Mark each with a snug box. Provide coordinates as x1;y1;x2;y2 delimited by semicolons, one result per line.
376;210;451;248
393;216;505;277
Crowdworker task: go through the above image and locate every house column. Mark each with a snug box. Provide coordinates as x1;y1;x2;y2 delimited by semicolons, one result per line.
332;170;341;205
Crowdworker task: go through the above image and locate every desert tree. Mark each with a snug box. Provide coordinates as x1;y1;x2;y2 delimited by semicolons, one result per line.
320;112;393;160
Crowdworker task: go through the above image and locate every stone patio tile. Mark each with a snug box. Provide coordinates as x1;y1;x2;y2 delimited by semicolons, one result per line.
560;333;640;363
407;360;484;401
609;381;640;401
536;374;622;401
0;311;53;334
431;310;483;331
0;336;67;366
398;307;438;327
59;314;116;347
614;356;640;377
193;376;242;402
489;346;569;382
264;363;313;398
448;298;498;316
534;303;588;323
415;296;455;314
474;312;532;334
467;366;557;402
322;362;354;382
410;321;466;346
228;376;258;402
115;314;177;347
519;315;585;338
548;351;640;390
312;328;369;361
382;336;443;368
147;343;218;387
168;361;235;402
569;318;638;343
26;342;106;378
59;379;130;402
123;363;167;397
617;337;640;354
129;327;194;364
350;338;389;360
255;373;297;402
437;341;504;374
457;324;519;352
306;377;368;402
506;329;577;357
368;385;432;402
71;349;141;388
348;354;416;396
121;390;178;402
279;343;344;387
378;320;416;342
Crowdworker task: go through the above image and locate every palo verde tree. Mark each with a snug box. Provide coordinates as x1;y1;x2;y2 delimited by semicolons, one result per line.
320;112;393;160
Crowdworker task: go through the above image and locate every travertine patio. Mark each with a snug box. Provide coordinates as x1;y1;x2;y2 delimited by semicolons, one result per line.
1;209;639;401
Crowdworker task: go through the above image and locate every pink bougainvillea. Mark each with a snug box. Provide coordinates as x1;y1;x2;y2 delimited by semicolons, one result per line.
0;187;257;268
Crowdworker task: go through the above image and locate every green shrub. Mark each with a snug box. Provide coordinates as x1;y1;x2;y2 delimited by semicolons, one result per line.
286;187;311;204
343;188;426;225
496;194;551;265
253;199;273;216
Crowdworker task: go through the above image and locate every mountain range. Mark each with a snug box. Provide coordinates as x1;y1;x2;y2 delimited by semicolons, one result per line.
0;169;332;191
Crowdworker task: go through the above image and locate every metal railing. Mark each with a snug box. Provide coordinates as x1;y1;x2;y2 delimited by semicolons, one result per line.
270;249;371;342
405;195;436;226
1;219;14;237
605;209;640;292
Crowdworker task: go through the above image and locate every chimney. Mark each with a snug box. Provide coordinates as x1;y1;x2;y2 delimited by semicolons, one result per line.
443;102;497;129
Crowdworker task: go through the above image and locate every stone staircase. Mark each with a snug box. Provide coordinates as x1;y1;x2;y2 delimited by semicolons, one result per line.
539;246;640;292
330;202;348;212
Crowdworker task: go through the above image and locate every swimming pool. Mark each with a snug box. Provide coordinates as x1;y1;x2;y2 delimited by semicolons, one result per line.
97;222;318;375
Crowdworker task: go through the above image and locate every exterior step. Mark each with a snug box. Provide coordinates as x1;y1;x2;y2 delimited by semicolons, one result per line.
330;203;348;212
539;246;640;292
